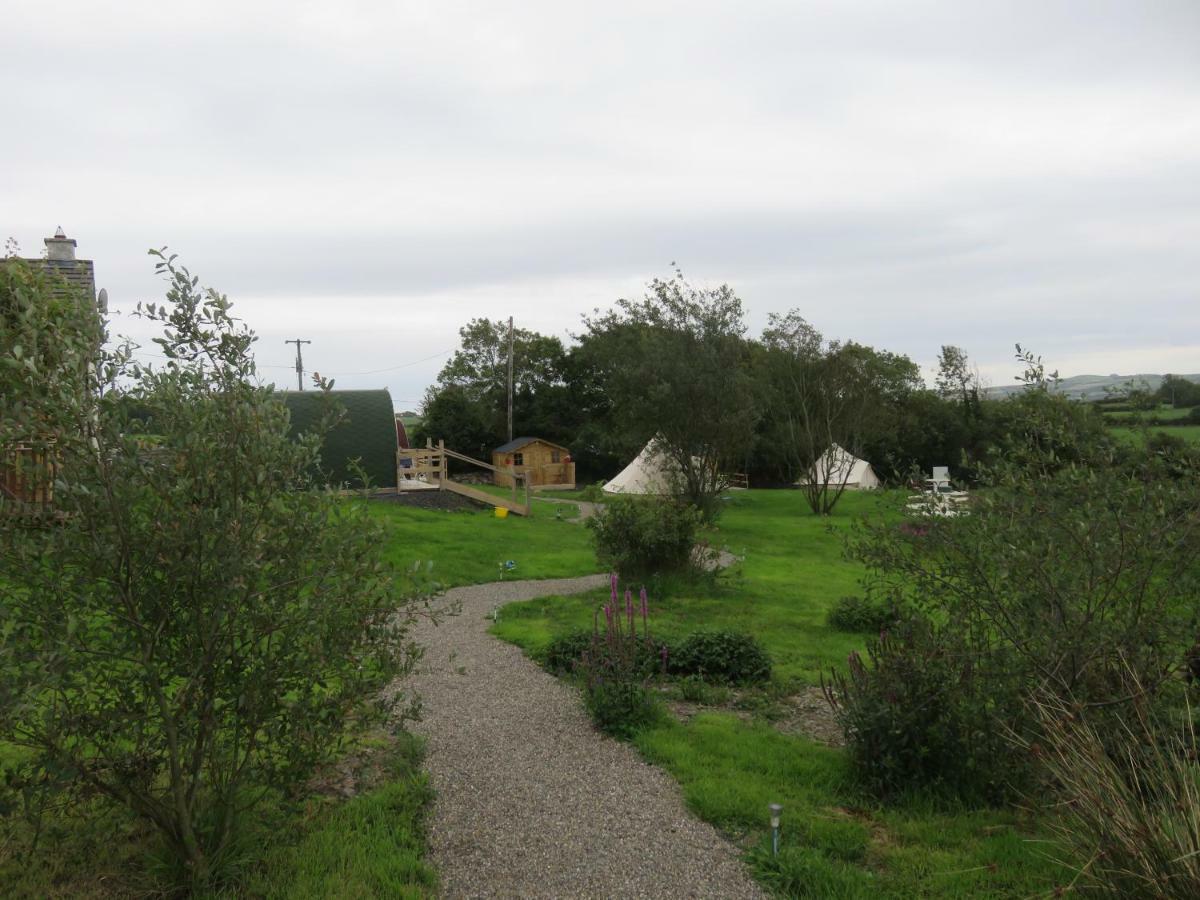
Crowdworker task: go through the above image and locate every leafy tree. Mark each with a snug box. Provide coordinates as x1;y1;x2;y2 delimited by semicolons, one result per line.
1105;377;1158;412
0;252;428;887
934;344;981;420
759;311;921;513
417;317;572;460
1158;374;1200;409
581;268;758;518
0;252;103;459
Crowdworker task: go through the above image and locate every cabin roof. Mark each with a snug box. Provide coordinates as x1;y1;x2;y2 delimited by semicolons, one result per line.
493;436;569;455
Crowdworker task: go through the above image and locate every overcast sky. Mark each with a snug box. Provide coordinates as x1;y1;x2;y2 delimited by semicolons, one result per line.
4;0;1198;407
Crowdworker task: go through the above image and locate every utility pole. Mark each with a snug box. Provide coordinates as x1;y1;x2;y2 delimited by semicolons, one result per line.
285;338;311;391
506;317;515;443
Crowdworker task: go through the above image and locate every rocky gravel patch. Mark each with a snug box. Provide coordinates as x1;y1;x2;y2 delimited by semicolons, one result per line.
406;575;766;899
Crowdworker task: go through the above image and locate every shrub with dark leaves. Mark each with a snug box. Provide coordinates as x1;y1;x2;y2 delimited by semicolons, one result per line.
671;631;771;684
823;619;1022;802
826;595;898;634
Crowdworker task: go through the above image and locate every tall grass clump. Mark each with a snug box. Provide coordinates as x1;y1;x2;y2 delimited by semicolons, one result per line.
1017;683;1200;899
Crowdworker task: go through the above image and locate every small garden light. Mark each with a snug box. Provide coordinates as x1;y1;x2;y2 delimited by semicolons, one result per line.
769;802;783;856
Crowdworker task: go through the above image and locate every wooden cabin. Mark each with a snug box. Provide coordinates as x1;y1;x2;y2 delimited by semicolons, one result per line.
492;437;575;490
1;443;58;516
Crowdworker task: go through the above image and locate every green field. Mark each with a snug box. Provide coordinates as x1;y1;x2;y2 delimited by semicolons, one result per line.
1108;424;1200;445
1102;404;1192;420
1101;403;1200;445
493;490;879;683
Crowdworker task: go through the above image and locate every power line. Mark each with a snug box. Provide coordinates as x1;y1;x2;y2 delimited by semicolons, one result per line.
320;347;456;378
125;346;455;379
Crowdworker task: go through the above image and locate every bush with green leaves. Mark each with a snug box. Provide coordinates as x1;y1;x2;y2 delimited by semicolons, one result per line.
823;620;1021;801
578;481;607;502
0;251;429;888
542;630;595;675
826;595;898;634
671;631;772;684
836;352;1200;799
586;494;702;575
543;627;671;678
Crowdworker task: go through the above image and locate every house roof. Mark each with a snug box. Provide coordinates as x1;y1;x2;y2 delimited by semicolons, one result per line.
494;436;569;455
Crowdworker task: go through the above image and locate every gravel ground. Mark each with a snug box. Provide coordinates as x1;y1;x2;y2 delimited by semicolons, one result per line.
407;576;767;900
537;498;601;523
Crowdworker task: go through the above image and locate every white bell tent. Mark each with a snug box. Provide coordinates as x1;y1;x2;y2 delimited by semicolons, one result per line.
796;443;881;490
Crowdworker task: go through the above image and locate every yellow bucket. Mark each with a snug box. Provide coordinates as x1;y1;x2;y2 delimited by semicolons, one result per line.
494;506;509;519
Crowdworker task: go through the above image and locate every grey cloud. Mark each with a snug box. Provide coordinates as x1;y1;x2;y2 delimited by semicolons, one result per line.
3;0;1198;401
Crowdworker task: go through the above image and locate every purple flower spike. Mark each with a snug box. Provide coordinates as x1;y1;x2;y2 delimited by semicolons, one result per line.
610;572;619;606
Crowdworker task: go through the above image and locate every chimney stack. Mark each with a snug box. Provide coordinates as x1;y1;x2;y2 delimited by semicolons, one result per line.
45;226;77;261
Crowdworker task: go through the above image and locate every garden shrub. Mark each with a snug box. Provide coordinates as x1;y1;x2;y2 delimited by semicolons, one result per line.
823;620;1022;802
578;481;606;502
826;595;898;634
671;631;771;684
542;630;594;674
577;576;667;737
837;361;1200;801
544;628;671;677
586;495;702;575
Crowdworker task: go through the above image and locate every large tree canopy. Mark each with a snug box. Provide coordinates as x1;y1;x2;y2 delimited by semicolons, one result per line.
580;269;759;517
416;317;573;460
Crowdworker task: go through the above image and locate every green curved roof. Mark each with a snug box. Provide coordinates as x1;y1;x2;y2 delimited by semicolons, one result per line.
280;389;396;489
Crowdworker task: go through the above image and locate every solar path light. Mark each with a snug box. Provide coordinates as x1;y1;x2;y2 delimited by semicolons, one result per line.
769;802;783;856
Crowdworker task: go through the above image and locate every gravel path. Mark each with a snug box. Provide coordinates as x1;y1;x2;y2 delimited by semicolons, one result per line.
537;497;601;523
407;576;766;900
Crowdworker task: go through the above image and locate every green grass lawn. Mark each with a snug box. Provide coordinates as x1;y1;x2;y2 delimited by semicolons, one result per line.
493;489;1074;897
368;494;597;587
494;490;884;683
638;715;1067;898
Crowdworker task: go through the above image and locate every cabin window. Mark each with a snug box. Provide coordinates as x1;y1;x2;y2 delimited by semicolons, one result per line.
551;450;561;463
513;452;524;466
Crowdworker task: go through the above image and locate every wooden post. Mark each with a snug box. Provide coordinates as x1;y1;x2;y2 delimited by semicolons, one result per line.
523;473;531;516
437;439;446;490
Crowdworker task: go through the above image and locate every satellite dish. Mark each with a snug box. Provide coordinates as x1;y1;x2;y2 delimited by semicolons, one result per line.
97;287;109;314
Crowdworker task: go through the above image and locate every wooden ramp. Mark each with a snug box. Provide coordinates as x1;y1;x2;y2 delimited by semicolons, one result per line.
444;479;529;515
398;440;531;516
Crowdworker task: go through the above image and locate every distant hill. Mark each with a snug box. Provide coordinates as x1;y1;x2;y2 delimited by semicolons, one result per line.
985;373;1200;402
